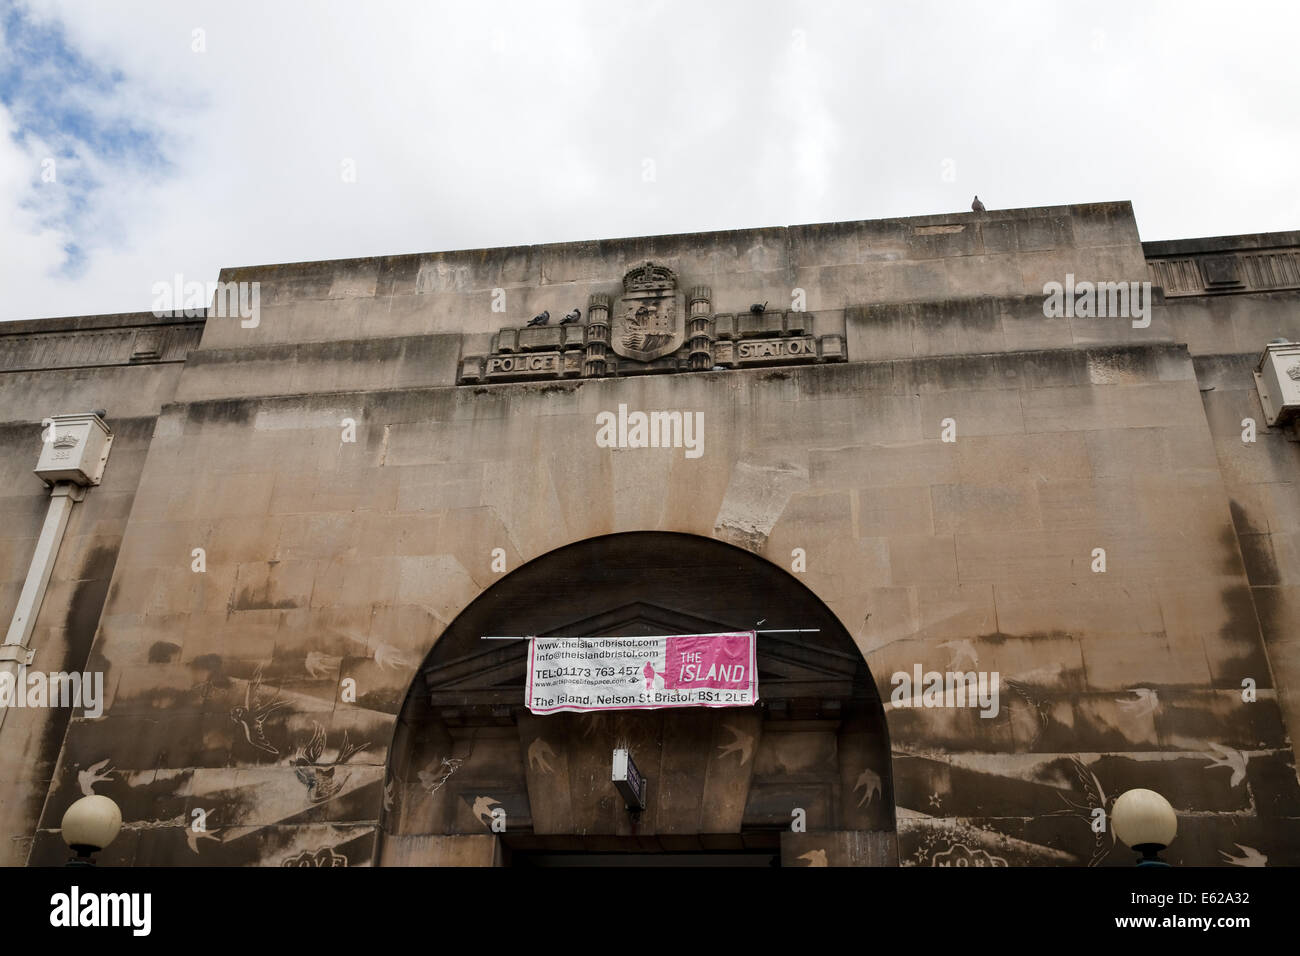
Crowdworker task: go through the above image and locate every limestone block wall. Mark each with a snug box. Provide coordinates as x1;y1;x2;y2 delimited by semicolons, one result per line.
0;313;196;865
1158;292;1300;355
190;202;1148;373
23;342;1297;866
5;213;1299;868
1190;351;1300;805
1149;238;1300;852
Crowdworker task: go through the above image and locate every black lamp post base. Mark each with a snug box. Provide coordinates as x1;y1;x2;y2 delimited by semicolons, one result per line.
65;844;98;867
1133;843;1171;867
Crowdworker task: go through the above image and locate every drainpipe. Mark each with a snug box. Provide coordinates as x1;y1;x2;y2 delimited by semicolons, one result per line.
0;412;112;734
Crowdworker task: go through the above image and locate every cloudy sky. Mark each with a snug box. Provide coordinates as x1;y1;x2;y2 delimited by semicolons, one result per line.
1;0;1297;323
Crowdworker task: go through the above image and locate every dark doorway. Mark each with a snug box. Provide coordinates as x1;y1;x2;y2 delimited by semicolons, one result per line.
379;532;897;866
505;832;781;866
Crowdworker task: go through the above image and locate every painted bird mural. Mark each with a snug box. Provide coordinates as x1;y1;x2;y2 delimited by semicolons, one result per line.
372;641;413;671
939;638;979;670
340;632;412;671
1220;843;1266;866
186;826;222;854
1204;743;1249;788
230;666;287;755
1046;754;1114;867
1117;687;1159;719
305;650;342;679
1004;678;1050;748
717;723;755;765
78;757;114;796
290;722;369;803
855;768;882;808
528;738;557;774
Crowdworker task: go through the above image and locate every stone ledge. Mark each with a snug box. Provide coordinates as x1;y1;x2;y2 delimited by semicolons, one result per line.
208;202;1142;298
174;333;464;402
160;342;1196;421
0;318;204;372
1144;231;1300;258
0;311;204;336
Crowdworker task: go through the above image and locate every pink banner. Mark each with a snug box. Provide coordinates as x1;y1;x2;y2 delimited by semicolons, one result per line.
661;633;753;690
527;631;758;713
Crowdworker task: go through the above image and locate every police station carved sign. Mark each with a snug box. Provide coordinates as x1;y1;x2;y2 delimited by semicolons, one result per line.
458;262;845;384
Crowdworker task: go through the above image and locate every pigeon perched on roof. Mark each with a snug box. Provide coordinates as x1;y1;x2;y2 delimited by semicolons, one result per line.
527;310;550;327
561;308;581;324
749;301;768;314
971;195;986;213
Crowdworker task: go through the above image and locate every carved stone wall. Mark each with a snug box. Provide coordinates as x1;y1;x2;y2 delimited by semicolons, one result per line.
1146;232;1300;297
459;264;845;384
4;204;1300;868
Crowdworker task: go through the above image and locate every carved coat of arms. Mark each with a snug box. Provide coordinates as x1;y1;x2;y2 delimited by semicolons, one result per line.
613;262;685;362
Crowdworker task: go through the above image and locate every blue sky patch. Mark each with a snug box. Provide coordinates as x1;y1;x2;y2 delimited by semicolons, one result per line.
1;4;170;276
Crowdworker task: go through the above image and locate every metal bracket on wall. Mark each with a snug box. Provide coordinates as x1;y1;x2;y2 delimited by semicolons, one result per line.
0;645;35;665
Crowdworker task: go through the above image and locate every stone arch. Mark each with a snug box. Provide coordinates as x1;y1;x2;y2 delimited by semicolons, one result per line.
377;531;897;866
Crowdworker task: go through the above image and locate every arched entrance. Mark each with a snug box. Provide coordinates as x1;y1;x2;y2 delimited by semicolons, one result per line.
378;532;897;866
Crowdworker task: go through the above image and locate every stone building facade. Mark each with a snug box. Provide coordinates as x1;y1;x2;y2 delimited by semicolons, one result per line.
1;200;1298;866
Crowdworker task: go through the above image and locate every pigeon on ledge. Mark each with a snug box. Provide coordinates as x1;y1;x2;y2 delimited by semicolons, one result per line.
561;308;581;324
527;310;550;327
749;301;768;314
971;195;986;213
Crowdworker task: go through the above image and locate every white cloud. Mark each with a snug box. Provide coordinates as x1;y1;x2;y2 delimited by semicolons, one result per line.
2;0;1298;323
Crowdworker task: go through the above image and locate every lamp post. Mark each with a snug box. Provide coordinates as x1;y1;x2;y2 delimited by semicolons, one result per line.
61;794;122;867
1111;788;1177;867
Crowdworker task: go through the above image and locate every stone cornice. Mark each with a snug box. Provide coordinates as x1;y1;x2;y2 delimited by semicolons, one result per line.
0;315;204;371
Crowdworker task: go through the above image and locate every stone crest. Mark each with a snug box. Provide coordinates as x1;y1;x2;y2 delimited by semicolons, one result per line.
458;264;847;385
612;262;685;362
1287;363;1300;382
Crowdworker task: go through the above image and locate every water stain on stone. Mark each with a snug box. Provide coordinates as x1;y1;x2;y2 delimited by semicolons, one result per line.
149;642;181;663
185;399;253;426
1228;498;1264;536
25;546;120;863
232;586;298;611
